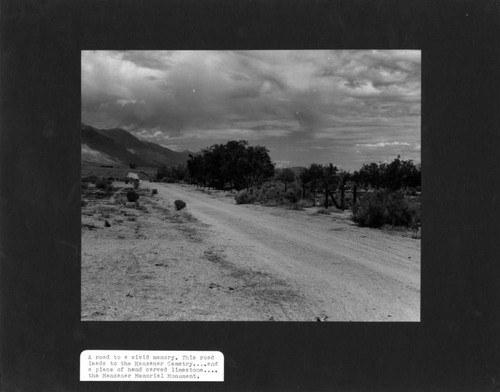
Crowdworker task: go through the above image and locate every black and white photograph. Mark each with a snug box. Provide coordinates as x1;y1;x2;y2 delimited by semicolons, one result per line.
3;0;500;390
81;50;421;321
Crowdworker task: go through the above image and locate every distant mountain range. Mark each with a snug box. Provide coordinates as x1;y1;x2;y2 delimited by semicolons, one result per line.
81;123;192;167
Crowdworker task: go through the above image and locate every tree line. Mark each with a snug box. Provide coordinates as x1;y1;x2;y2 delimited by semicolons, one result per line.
352;155;421;191
158;141;421;198
156;140;421;229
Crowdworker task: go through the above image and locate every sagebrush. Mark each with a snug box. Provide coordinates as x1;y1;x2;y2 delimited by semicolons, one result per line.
126;190;139;202
352;190;419;228
235;191;257;205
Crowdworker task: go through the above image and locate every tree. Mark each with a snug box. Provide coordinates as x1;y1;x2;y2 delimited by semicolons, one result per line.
186;141;275;191
353;156;420;191
276;168;295;192
156;165;168;180
300;163;340;208
187;153;207;186
242;145;275;190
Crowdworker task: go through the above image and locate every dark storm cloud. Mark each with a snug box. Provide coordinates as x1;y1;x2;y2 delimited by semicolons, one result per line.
82;50;420;170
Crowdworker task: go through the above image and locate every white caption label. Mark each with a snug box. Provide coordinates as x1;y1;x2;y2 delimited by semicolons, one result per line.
80;350;224;382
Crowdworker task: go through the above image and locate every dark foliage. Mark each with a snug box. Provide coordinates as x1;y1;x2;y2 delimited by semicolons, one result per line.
352;156;421;190
126;190;139;202
187;141;274;190
234;191;257;205
275;168;295;192
300;163;342;209
352;190;420;228
95;178;108;189
156;164;188;182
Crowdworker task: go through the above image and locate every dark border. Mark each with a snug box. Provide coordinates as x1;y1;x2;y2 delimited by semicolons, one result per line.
2;0;500;391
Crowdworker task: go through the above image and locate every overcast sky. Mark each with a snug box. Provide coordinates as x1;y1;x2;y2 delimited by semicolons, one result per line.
82;50;420;171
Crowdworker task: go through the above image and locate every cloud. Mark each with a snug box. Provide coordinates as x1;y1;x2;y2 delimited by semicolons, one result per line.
82;50;420;170
355;141;411;148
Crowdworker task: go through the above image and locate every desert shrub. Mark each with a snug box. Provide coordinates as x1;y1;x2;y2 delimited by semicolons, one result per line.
235;191;256;205
95;178;108;189
174;200;186;210
352;194;384;228
297;199;314;208
257;182;283;204
104;183;113;194
285;203;304;211
352;190;419;228
283;187;301;204
126;190;139;202
82;175;98;184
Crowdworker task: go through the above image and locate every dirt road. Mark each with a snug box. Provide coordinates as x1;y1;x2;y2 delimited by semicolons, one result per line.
81;182;420;321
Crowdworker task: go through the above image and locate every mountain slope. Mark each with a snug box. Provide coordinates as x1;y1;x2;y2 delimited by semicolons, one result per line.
81;124;191;167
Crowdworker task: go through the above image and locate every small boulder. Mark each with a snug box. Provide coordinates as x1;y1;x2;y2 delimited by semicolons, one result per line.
174;200;186;210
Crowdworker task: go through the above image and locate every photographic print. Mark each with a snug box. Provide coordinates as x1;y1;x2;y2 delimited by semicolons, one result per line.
4;0;499;389
81;50;421;321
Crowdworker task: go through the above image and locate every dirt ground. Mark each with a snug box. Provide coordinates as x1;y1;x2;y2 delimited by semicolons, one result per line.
81;181;420;321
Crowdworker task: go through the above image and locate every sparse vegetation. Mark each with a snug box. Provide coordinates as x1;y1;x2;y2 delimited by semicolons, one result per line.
94;177;114;195
126;190;139;203
82;146;420;235
95;178;108;189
